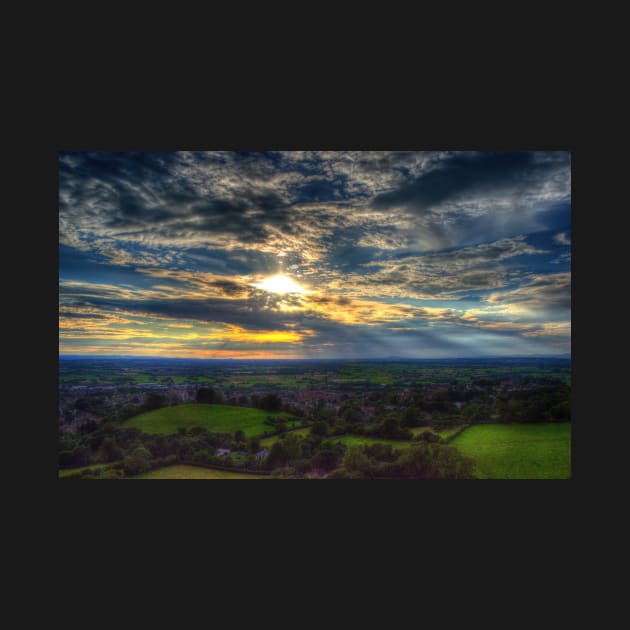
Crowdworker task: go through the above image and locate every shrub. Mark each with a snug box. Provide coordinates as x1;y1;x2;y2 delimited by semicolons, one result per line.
196;387;220;404
100;469;124;479
394;443;474;479
420;431;442;443
271;466;302;479
327;467;364;479
122;445;153;476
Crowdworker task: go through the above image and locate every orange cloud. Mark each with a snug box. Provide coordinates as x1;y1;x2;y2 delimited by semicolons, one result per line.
205;325;312;344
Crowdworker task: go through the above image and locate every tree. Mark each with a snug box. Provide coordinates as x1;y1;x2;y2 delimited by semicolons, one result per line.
420;431;441;443
365;443;396;462
340;405;363;425
330;419;348;436
100;436;123;462
196;387;217;404
266;441;288;469
123;445;153;476
192;449;210;462
74;398;92;411
78;420;98;435
395;443;474;479
259;393;282;412
402;406;424;427
247;437;261;454
118;403;141;421
551;401;570;421
311;421;329;437
59;445;91;467
282;433;303;461
144;393;166;411
327;467;364;479
234;429;246;442
374;414;411;440
342;446;372;477
312;441;344;471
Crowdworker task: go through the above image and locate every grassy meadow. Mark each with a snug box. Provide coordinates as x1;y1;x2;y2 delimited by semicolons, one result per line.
451;423;571;479
122;403;295;437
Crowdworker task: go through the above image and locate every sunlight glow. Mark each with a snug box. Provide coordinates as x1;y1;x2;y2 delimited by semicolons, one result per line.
254;274;306;294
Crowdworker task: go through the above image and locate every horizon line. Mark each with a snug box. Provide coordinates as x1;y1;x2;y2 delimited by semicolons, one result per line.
59;354;571;361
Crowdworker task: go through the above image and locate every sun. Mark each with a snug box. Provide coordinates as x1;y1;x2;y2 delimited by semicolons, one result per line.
255;274;306;294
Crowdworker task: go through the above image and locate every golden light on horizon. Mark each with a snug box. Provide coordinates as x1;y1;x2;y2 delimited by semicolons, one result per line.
254;273;307;295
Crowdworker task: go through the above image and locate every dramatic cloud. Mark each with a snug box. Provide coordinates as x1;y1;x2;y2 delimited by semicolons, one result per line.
59;151;571;358
330;236;548;299
484;272;571;319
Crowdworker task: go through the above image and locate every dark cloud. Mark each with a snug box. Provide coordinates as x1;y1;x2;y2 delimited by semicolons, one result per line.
208;280;246;297
59;151;191;219
293;179;345;203
372;151;569;214
58;310;107;320
60;151;302;252
76;295;296;330
485;272;570;317
60;150;571;266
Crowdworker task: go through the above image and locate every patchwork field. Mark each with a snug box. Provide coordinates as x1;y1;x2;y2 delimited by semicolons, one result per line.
451;423;571;479
122;403;295;437
132;465;269;479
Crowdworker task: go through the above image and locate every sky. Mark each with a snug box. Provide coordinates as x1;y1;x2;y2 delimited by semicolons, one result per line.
59;151;571;359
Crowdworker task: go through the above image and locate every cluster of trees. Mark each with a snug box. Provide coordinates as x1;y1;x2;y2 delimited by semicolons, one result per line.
196;389;285;413
305;403;430;441
356;383;572;427
60;424;472;479
265;433;346;476
221;392;303;416
459;384;571;424
328;442;475;479
264;415;294;434
261;432;473;479
73;392;170;430
195;387;224;404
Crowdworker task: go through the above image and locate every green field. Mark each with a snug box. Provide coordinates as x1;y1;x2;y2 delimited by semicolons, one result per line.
122;403;295;437
132;465;269;479
451;423;571;479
